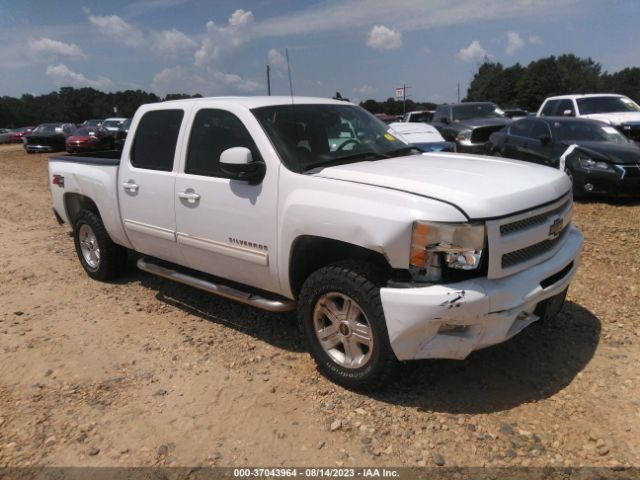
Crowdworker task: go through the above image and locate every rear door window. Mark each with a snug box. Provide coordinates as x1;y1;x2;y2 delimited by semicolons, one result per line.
131;110;184;171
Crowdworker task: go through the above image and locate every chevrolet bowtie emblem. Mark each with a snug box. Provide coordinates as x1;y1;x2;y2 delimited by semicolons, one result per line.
548;218;564;239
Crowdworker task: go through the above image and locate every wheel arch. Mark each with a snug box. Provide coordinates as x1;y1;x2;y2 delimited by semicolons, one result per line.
64;193;101;225
288;235;391;298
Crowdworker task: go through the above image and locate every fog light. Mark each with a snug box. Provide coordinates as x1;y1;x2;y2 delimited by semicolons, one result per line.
438;323;469;334
584;183;594;192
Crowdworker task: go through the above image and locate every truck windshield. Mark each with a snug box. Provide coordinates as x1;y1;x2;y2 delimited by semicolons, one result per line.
576;96;640;115
452;103;505;121
252;104;416;172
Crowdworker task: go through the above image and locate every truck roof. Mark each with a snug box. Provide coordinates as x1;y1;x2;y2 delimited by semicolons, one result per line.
158;96;351;109
543;93;626;101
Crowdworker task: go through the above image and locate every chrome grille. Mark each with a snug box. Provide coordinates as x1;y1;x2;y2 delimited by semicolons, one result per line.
500;200;570;236
501;226;569;268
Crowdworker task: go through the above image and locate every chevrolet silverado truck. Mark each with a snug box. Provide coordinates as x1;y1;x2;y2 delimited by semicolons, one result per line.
49;96;583;389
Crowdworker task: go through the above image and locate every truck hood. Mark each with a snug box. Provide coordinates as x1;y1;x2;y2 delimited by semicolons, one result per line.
313;153;571;219
581;112;640;125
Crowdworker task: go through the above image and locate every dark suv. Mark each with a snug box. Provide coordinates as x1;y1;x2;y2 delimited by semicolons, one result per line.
431;102;511;153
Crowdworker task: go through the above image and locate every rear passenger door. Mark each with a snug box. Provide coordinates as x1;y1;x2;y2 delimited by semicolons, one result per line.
174;107;278;292
119;108;187;264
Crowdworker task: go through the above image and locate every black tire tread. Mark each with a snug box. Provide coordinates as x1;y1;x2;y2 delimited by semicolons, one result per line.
298;260;397;390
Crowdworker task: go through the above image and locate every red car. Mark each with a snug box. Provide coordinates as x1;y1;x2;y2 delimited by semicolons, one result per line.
10;126;36;143
66;127;115;153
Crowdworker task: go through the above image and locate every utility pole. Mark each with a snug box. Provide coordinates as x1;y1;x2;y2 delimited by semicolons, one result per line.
266;65;271;96
395;83;412;115
457;82;460;103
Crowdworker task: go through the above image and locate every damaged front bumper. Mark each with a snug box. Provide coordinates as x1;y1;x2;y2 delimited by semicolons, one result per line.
380;226;583;361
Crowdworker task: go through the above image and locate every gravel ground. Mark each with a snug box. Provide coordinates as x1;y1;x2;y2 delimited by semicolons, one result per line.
0;144;639;469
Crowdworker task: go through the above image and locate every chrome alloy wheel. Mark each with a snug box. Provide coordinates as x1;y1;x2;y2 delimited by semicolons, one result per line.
313;292;374;369
78;224;100;269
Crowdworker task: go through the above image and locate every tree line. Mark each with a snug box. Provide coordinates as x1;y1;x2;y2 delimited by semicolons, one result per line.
464;54;640;111
359;54;640;114
0;87;202;128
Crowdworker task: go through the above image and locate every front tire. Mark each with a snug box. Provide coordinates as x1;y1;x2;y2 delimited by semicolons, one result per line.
298;261;397;390
73;209;128;281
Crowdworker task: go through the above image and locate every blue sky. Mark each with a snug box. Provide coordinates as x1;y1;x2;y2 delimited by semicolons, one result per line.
1;0;639;104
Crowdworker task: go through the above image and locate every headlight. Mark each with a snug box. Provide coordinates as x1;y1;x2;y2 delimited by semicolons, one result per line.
577;155;610;170
410;221;485;282
456;129;472;142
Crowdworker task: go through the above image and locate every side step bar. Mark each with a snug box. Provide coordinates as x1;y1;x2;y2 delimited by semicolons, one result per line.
136;258;296;313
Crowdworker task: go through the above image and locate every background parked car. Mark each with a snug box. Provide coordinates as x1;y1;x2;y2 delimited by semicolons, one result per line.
0;128;13;143
81;118;104;128
431;102;511;153
66;126;115;153
402;110;435;123
24;123;75;153
9;126;36;143
113;118;131;150
487;116;640;197
388;122;455;152
537;94;640;142
503;108;529;119
101;117;128;133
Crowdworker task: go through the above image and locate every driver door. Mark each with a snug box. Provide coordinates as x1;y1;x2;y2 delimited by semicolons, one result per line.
174;107;278;291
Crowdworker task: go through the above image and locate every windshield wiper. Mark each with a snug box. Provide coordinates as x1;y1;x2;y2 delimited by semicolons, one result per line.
304;152;390;171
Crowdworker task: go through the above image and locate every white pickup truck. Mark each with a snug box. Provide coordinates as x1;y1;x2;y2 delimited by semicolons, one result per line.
49;96;583;389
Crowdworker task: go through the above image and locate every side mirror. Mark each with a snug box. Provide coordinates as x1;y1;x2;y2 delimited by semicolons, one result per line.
563;109;574;117
219;147;265;185
539;134;552;146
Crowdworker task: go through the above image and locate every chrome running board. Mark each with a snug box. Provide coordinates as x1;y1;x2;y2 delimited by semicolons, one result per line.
136;258;295;312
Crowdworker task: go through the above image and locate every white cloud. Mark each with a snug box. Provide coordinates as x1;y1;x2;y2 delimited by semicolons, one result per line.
213;71;261;93
151;66;211;96
194;10;255;67
267;49;288;71
505;31;524;55
229;9;254;27
456;40;488;62
46;64;112;89
528;34;543;45
28;37;87;60
151;66;261;96
353;84;376;96
367;25;402;50
150;29;197;56
88;14;145;47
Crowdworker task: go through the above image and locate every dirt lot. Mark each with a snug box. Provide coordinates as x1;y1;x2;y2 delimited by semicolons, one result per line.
0;143;639;469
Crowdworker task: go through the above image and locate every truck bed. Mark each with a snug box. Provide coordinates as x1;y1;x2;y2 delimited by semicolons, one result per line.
49;150;121;166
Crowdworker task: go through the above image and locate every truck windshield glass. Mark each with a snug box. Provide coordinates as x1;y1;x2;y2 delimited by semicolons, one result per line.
252;104;414;172
452;104;505;121
576;96;640;115
33;124;61;134
551;121;630;144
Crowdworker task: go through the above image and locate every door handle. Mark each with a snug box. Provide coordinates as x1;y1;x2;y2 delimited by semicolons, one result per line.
122;181;139;192
177;191;200;202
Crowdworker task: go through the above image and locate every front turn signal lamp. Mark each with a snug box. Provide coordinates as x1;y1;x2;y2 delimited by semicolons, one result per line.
410;221;485;282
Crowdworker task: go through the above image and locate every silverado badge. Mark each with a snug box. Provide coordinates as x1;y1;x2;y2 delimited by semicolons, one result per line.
548;218;564;239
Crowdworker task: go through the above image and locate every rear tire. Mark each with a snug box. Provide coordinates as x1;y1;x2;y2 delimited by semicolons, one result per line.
73;209;128;281
298;261;397;390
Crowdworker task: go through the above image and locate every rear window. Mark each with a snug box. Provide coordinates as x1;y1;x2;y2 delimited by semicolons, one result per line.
131;110;184;171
